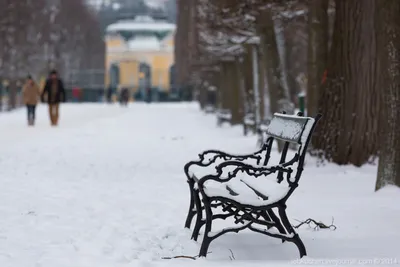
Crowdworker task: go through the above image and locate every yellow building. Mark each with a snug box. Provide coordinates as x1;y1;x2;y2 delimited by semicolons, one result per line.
105;16;175;97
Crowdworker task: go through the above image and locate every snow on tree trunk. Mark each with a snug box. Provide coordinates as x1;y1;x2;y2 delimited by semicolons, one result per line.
375;0;400;190
313;0;380;166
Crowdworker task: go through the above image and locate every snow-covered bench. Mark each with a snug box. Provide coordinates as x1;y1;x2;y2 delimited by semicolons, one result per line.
184;135;275;234
216;109;232;126
243;113;256;135
203;104;215;114
183;112;321;258
256;117;272;147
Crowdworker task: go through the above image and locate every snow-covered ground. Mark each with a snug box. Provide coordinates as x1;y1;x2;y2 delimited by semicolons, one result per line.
0;103;399;267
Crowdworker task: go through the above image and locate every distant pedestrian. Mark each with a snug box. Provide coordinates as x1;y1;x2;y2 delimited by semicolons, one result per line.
106;86;113;103
120;88;129;106
41;70;66;126
72;87;80;102
22;75;41;126
146;87;152;103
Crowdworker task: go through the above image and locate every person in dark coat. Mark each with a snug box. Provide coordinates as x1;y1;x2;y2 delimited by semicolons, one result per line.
41;70;66;126
106;86;113;103
119;88;129;106
146;87;152;103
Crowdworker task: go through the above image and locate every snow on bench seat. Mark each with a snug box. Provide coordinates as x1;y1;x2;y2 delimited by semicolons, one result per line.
217;109;232;120
203;175;290;207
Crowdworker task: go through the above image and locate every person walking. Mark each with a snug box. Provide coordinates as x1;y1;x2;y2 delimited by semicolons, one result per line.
41;70;66;126
146;87;152;103
72;87;80;102
106;86;113;103
119;87;129;106
22;76;41;126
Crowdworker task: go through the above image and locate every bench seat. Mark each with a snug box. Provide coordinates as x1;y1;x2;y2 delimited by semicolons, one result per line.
203;175;290;207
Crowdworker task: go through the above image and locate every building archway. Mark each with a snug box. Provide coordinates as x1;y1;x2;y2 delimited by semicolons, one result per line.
138;62;151;100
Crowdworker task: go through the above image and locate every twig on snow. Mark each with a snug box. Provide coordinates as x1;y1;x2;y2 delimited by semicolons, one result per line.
229;249;236;260
293;217;337;231
161;252;212;260
162;255;197;260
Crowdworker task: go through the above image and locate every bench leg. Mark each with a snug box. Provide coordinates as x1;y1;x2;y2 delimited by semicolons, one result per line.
278;206;307;258
191;189;203;241
265;209;287;243
292;233;307;258
184;180;196;229
199;196;213;257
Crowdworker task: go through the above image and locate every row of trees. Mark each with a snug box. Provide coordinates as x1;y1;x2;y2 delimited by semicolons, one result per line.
0;0;104;110
175;0;400;190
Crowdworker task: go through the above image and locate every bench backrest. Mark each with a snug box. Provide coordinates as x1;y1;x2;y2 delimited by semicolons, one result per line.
265;112;321;190
266;112;320;153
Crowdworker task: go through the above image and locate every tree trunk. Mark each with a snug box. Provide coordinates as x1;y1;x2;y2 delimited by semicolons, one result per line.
257;8;288;115
175;0;190;88
218;62;230;111
8;80;17;110
257;48;266;120
242;45;255;118
228;59;242;125
375;0;400;190
284;35;300;104
236;57;250;133
198;83;206;110
251;45;261;127
314;0;379;166
257;8;288;151
307;0;329;117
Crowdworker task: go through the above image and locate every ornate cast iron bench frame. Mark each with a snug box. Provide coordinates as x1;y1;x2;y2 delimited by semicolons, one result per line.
183;112;321;258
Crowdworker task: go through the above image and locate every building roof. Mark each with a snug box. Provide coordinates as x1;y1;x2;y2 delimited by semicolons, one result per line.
127;36;161;51
106;16;175;33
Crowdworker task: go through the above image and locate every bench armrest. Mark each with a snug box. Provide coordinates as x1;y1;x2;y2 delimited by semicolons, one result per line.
198;149;262;165
197;137;273;165
184;138;274;180
184;151;262;180
197;160;293;187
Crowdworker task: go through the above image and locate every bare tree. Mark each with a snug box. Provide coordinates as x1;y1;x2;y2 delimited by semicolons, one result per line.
375;0;400;190
314;0;380;166
307;0;329;117
0;0;104;95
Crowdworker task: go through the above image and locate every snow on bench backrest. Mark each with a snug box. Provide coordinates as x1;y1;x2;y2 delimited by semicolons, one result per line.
265;113;314;145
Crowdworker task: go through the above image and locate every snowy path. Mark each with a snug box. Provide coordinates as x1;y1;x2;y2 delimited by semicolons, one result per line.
0;103;399;267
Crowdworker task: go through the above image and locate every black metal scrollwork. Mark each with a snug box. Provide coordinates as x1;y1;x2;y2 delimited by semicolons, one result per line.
184;113;323;260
